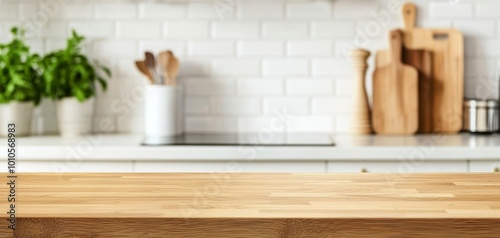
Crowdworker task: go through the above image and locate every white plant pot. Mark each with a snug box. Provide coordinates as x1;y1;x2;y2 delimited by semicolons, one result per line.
56;97;95;137
0;102;34;137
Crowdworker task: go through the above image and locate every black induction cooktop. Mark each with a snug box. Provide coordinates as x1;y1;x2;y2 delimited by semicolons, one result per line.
142;134;335;146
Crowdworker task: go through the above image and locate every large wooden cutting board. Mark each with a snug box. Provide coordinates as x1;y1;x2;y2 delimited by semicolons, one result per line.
402;3;433;133
372;30;419;135
402;2;464;133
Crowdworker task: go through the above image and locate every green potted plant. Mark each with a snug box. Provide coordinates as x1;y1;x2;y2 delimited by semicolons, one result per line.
0;27;42;137
41;30;111;137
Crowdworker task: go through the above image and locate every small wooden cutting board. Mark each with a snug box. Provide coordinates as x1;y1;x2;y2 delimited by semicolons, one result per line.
373;30;419;135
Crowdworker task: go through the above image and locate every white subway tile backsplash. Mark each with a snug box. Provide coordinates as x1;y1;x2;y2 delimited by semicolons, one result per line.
454;20;496;37
336;79;353;97
263;97;309;115
0;3;18;19
312;98;352;115
5;0;498;134
69;21;115;38
430;2;473;18
263;59;309;76
25;39;44;55
287;79;335;96
189;3;230;19
43;21;68;38
164;21;209;38
312;59;352;76
476;2;500;18
179;59;212;76
213;22;259;39
238;41;284;57
95;4;138;19
287;40;333;56
239;2;284;19
287;116;334;133
465;59;495;77
184;79;235;96
213;59;260;76
335;115;351;133
185;117;237;133
312;21;355;38
238;117;286;133
117;117;144;133
44;39;66;53
19;3;37;20
139;3;186;19
116;59;144;78
333;1;378;19
55;4;94;19
262;22;309;39
92;116;117;134
185;98;210;114
238;79;284;96
117;21;161;39
188;40;235;56
210;97;261;115
93;40;138;57
474;39;500;57
287;2;331;19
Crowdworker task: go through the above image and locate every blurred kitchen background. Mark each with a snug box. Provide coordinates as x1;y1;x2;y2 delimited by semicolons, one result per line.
1;0;498;135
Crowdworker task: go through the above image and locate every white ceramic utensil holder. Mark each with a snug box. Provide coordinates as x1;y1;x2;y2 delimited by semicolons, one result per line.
145;85;183;138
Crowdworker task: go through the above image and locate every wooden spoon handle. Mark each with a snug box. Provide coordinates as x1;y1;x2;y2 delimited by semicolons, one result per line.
402;2;417;30
135;61;154;84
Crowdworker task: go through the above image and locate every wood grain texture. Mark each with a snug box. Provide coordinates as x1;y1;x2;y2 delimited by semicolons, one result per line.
403;49;433;133
3;173;500;237
402;2;464;133
402;4;434;133
350;49;372;134
15;218;500;238
375;49;433;133
373;30;419;135
1;173;500;219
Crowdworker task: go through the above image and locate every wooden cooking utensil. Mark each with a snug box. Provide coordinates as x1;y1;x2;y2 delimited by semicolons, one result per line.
158;51;172;85
135;60;154;85
372;30;419;135
168;56;180;85
402;2;464;133
145;52;160;84
350;49;372;134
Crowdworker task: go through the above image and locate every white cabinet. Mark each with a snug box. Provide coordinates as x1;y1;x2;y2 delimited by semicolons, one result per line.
8;161;134;172
327;160;468;173
134;161;326;172
469;160;500;173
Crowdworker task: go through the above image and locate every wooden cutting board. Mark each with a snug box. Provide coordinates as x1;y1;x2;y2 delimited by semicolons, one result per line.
402;2;464;133
377;50;432;134
372;30;419;135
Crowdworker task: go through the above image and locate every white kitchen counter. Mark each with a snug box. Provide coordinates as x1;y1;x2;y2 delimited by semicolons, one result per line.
5;133;500;161
3;134;499;173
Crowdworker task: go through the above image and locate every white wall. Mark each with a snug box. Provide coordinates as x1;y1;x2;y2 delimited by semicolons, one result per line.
1;0;498;135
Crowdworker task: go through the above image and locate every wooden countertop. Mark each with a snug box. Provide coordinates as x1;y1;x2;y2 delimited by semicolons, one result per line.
4;173;500;219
